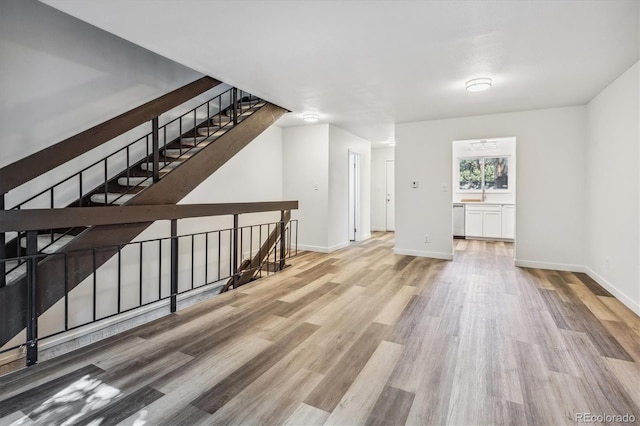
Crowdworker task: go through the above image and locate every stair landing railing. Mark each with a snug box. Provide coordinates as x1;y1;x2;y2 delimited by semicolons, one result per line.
0;201;298;367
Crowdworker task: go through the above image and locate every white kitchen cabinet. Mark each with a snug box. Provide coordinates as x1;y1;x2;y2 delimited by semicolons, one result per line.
483;211;502;238
464;204;513;239
501;205;515;239
465;210;483;237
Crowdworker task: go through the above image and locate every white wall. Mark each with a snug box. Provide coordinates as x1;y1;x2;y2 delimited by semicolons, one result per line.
282;124;371;252
371;147;394;231
0;0;233;210
282;125;330;251
585;61;639;314
328;125;371;249
395;106;586;265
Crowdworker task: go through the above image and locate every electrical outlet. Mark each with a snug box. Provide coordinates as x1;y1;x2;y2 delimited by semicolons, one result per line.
424;235;430;243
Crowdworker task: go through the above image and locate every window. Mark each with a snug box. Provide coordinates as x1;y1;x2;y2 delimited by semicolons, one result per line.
458;156;509;191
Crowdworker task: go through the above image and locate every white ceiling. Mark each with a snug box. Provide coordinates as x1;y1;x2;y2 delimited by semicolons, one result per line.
42;0;639;146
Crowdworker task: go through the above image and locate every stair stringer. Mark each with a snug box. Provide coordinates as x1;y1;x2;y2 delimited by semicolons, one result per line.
0;103;287;346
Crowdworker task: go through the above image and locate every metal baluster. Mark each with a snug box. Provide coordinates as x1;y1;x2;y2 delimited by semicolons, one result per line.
79;173;83;207
158;240;162;300
0;194;5;288
25;230;38;366
170;219;178;313
126;147;130;188
191;234;195;289
139;242;143;306
233;215;239;288
64;252;69;330
280;211;286;271
259;225;263;278
117;246;121;314
103;159;108;205
233;88;238;126
92;248;97;321
204;233;209;285
152;117;160;182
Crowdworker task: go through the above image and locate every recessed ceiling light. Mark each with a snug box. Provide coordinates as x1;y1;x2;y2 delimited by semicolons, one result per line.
388;141;396;146
465;78;492;92
303;113;319;123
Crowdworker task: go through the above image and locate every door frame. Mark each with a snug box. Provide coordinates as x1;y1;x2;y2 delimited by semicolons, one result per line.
348;150;360;242
385;159;395;232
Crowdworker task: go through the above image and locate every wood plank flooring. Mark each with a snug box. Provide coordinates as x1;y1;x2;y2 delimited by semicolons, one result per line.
1;233;639;425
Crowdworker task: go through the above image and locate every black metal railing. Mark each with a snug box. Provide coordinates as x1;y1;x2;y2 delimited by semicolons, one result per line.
0;89;264;286
0;212;297;367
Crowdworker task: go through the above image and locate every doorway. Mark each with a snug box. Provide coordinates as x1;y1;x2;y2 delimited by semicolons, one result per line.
385;160;395;231
451;137;516;261
348;151;360;241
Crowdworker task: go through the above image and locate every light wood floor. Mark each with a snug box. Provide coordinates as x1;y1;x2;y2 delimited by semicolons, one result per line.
1;232;638;425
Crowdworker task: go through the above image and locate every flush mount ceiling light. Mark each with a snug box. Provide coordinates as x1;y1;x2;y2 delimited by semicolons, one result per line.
303;113;319;123
465;78;492;92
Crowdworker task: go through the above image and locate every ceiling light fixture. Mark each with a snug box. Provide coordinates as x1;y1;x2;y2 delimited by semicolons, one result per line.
388;141;396;146
303;113;319;123
465;78;492;92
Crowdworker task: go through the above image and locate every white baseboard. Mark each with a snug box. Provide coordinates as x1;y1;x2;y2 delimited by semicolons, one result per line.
514;259;585;273
371;227;386;232
298;244;330;253
359;233;372;241
583;266;640;316
393;248;453;261
328;241;350;252
299;241;351;253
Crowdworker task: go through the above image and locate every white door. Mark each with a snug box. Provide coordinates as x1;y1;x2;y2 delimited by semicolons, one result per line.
385;160;395;231
348;151;360;241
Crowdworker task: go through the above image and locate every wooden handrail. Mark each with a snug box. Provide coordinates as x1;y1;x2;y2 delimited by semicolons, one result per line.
0;76;220;195
0;201;298;232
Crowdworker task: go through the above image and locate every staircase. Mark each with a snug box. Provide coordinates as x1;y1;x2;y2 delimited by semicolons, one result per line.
0;81;288;347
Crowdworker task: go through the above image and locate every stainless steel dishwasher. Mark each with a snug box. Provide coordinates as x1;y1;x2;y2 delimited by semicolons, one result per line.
453;203;465;238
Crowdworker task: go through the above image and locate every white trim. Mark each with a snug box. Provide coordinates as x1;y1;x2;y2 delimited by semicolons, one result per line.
393;248;453;260
298;244;331;253
328;241;350;252
298;241;351;253
514;259;585;273
371;227;386;232
583;267;640;316
359;232;372;241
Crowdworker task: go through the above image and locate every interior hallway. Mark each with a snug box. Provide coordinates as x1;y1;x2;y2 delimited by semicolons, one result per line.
0;232;638;425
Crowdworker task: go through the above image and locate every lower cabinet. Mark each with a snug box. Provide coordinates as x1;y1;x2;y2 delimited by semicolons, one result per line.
465;210;483;237
465;204;514;240
483;211;502;238
501;205;515;239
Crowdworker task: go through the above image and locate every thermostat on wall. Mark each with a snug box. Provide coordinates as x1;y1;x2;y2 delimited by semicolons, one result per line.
411;180;419;188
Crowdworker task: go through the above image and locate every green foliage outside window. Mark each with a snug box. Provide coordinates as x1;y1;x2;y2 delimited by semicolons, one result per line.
459;157;508;191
